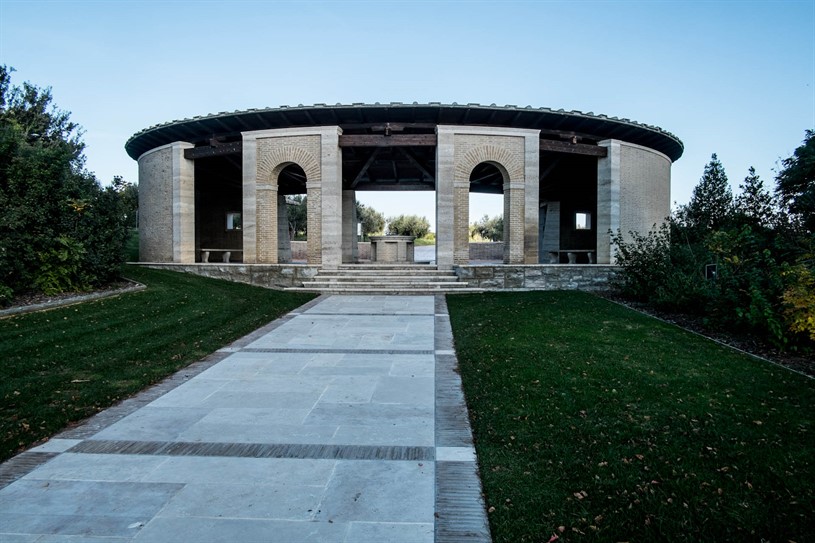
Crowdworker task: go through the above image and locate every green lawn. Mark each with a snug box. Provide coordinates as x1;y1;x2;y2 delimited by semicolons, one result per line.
0;266;315;462
447;291;814;543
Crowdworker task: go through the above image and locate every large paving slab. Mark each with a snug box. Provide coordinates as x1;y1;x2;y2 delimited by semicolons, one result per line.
0;295;489;542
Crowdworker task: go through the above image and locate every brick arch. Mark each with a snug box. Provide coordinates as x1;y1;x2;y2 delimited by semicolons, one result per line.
257;145;320;185
455;145;524;183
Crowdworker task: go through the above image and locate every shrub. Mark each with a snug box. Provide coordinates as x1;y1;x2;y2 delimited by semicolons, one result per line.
386;214;430;238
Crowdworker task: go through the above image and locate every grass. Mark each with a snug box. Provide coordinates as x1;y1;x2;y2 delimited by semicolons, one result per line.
0;265;315;462
447;291;814;543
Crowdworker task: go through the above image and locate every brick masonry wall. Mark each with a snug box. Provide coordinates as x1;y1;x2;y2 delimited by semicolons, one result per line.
254;134;322;264
291;241;371;261
469;242;504;260
455;265;619;291
452;133;527;264
138;146;174;262
619;143;671;239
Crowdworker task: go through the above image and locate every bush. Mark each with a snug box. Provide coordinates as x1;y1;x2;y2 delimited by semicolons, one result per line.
783;265;815;342
386;214;430;238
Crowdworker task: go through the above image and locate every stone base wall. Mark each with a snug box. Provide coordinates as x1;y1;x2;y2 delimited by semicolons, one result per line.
138;263;320;289
455;265;618;290
468;242;504;261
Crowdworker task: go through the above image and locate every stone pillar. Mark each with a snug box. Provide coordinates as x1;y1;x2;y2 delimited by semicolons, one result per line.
435;126;455;269
170;142;196;263
342;190;358;263
277;194;291;263
306;181;322;266
320;127;343;269
241;134;259;263
597;139;621;264
503;178;525;264
453;180;470;265
523;132;540;263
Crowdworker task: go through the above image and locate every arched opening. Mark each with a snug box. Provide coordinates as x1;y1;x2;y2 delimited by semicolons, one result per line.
469;161;506;263
277;163;307;263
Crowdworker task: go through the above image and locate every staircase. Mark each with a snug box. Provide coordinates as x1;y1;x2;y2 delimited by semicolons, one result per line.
285;264;483;295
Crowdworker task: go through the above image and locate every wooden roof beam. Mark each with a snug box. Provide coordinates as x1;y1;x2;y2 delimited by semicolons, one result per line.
539;139;607;157
339;134;437;147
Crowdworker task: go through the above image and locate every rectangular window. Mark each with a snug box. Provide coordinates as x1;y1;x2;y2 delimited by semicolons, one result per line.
226;212;242;231
575;212;591;230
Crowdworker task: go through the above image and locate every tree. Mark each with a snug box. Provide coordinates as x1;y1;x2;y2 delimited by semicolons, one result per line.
387;214;430;238
287;194;307;239
0;66;129;302
776;129;815;234
676;153;733;233
735;167;777;229
356;202;385;239
470;214;503;241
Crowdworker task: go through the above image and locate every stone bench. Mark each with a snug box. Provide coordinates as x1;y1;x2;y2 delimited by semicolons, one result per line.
201;249;243;263
547;250;596;264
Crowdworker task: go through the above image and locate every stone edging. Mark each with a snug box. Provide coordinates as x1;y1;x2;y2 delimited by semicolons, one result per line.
0;282;147;319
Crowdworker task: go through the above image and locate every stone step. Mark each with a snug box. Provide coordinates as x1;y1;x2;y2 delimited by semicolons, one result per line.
285;286;484;295
302;281;473;288
313;275;460;283
328;268;451;275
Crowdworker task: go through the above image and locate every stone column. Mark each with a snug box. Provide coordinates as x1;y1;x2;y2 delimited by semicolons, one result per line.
342;190;358;263
241;134;258;263
277;194;291;263
435;126;456;269
597;139;621;264
453;180;470;265
319;127;343;269
503;178;525;264
170;142;196;263
523;132;540;263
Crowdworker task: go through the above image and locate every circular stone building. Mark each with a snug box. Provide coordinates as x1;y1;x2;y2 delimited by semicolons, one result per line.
126;103;682;274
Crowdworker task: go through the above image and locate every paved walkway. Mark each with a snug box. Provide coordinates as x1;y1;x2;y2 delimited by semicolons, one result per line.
0;295;490;542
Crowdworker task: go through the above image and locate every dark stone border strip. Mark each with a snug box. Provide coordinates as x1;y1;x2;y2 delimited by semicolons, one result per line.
70;439;433;462
0;452;59;490
303;312;434;317
434;294;492;542
241;348;434;355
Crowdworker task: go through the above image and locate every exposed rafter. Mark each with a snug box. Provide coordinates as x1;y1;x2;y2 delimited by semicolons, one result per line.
539;139;607;157
339;134;437;147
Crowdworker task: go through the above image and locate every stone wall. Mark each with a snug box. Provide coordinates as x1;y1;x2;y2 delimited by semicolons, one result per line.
455;265;618;291
139;263;320;289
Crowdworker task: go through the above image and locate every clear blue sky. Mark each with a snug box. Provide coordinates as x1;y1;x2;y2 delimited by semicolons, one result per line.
1;0;813;232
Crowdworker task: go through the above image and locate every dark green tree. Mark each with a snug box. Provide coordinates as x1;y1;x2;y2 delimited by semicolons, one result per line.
776;129;815;234
676;153;734;233
0;66;129;302
734;167;777;229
